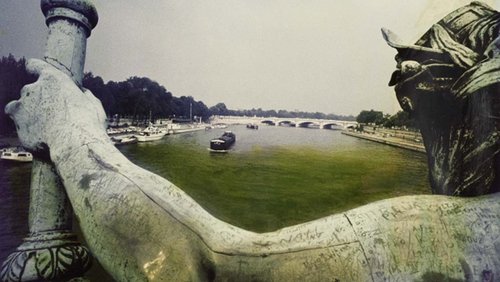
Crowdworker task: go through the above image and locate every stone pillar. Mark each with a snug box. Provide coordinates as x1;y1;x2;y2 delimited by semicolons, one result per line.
1;1;98;281
41;0;98;86
1;162;92;281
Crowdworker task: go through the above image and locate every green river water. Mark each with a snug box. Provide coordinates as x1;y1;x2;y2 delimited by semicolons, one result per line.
117;125;430;232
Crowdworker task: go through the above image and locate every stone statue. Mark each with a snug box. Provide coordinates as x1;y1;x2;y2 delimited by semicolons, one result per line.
382;1;500;196
2;1;500;281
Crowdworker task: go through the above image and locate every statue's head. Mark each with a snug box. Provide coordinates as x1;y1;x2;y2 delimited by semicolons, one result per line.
383;1;500;196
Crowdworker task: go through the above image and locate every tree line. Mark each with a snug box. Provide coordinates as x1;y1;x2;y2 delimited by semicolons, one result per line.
356;109;416;129
83;73;211;123
0;55;357;136
209;102;356;121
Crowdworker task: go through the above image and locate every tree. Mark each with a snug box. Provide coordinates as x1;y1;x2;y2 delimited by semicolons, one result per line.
356;110;384;124
83;72;115;114
383;111;415;129
209;103;230;116
0;55;36;136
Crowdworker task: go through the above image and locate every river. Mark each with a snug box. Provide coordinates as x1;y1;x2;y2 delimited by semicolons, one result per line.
0;125;429;278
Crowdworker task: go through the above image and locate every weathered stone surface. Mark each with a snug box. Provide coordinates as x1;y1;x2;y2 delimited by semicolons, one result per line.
1;1;98;281
42;0;97;86
5;58;500;281
28;159;72;233
0;159;92;282
0;232;92;281
346;195;500;280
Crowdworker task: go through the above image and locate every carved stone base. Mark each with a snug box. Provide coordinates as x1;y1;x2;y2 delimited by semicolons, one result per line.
1;231;91;282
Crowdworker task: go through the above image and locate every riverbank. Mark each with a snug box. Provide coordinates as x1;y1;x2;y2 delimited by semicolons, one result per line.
341;130;426;153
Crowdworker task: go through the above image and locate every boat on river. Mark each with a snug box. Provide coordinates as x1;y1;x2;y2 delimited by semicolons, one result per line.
135;123;166;142
1;147;33;162
246;124;259;130
209;131;236;152
111;136;138;146
107;126;138;136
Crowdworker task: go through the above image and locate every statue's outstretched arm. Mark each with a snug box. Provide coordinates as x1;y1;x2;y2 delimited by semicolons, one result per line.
6;59;500;281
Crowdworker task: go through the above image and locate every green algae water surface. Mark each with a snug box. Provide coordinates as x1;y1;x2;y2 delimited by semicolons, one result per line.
118;125;429;232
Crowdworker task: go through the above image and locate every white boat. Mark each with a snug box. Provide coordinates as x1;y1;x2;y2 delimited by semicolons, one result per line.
165;123;182;135
1;150;33;162
172;124;206;134
106;128;121;135
212;123;228;129
134;123;166;142
111;136;138;146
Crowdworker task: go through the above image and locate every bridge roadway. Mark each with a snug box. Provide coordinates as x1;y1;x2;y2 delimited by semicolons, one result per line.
210;116;358;129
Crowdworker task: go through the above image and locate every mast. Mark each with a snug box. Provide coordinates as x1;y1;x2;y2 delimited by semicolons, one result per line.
190;102;193;121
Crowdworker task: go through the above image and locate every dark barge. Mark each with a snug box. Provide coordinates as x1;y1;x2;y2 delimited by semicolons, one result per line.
209;131;236;152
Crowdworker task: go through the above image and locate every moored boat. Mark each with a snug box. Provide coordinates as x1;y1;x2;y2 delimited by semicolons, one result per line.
165;123;182;135
1;148;33;162
171;124;206;134
209;131;236;152
212;123;228;129
111;136;138;146
107;126;138;136
135;123;166;142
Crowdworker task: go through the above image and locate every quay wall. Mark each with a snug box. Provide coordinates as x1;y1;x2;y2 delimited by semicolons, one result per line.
342;131;426;154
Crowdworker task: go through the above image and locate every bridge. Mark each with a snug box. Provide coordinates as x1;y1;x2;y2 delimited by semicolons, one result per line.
211;116;358;129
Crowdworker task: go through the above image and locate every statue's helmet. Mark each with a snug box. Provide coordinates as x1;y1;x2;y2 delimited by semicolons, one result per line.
382;2;500;196
382;1;500;112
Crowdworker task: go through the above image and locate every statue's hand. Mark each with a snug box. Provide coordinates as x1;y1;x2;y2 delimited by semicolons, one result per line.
5;58;107;153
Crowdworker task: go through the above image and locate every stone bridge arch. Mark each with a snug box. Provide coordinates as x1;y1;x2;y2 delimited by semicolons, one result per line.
261;119;276;126
322;123;343;130
278;120;296;127
297;121;320;128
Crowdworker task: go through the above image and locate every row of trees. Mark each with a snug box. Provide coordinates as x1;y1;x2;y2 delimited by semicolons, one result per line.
83;73;211;122
0;55;356;136
356;109;416;129
0;55;212;135
209;102;355;121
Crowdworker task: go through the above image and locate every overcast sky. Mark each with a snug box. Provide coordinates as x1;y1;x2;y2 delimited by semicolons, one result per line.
1;1;498;115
